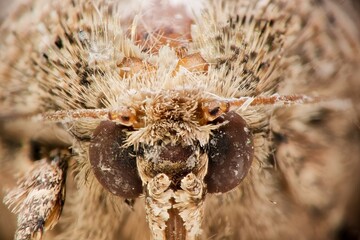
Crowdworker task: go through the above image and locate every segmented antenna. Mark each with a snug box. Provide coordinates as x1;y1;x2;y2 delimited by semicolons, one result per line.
226;94;319;111
1;94;349;124
38;95;321;122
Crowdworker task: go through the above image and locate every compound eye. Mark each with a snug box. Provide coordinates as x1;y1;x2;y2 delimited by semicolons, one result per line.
205;112;254;193
89;121;142;198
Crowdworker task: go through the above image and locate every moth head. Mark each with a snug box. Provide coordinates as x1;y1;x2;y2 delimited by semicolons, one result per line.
39;93;314;199
88;91;254;198
28;92;316;239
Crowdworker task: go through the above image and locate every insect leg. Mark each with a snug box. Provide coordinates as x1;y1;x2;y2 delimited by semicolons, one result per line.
3;149;69;240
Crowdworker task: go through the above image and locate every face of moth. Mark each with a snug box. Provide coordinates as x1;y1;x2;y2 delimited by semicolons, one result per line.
88;90;254;237
89;93;254;196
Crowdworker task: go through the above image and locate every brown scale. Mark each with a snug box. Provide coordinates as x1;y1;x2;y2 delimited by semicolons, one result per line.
117;57;156;78
173;53;209;75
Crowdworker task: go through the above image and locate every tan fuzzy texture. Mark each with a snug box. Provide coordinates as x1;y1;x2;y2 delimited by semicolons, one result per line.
0;0;360;240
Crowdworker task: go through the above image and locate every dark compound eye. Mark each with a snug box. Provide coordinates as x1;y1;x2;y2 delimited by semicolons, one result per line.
89;121;142;198
205;112;254;193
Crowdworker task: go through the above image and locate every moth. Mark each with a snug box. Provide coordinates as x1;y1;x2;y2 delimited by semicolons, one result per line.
1;0;360;239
